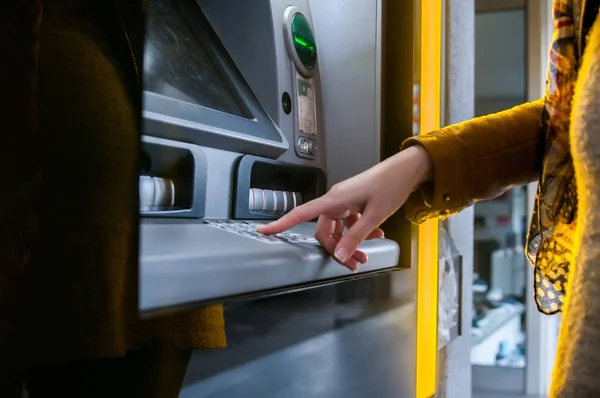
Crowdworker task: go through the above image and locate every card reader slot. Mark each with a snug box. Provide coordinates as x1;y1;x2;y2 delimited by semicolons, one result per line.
140;175;176;210
140;136;208;218
247;188;303;213
233;155;324;219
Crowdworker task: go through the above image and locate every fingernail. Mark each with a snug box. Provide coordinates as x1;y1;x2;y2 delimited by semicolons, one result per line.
334;247;350;263
379;231;385;238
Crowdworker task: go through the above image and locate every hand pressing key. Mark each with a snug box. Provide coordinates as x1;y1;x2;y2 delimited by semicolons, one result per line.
258;146;433;272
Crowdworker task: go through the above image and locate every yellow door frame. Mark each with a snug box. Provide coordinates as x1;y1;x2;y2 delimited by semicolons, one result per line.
416;0;442;397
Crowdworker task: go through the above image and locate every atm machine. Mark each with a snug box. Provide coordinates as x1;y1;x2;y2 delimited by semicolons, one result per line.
139;0;434;397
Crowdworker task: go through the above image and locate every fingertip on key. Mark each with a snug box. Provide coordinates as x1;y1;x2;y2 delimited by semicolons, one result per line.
256;224;271;234
334;247;350;263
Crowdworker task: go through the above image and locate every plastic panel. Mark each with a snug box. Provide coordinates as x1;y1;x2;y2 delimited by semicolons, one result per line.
139;219;400;313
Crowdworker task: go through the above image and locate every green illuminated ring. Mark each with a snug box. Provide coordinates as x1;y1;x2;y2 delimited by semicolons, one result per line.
283;6;317;78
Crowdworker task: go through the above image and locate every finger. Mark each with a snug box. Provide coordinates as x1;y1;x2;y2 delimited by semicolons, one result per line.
317;234;363;272
338;219;370;263
347;214;383;239
346;212;362;229
351;250;368;265
333;209;380;263
258;198;332;235
328;240;368;267
365;228;385;240
316;218;367;271
314;215;336;242
334;219;345;238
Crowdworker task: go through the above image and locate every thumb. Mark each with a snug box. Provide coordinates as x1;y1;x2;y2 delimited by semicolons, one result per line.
257;197;332;235
333;210;380;263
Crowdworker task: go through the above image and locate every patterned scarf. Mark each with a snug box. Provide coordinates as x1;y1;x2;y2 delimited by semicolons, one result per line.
526;0;599;315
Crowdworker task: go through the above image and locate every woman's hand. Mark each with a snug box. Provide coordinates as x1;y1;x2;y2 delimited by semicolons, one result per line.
258;146;433;272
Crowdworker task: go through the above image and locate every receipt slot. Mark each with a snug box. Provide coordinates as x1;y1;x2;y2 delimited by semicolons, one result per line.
138;0;401;315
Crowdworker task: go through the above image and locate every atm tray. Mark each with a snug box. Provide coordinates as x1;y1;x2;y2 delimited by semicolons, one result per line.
139;218;400;315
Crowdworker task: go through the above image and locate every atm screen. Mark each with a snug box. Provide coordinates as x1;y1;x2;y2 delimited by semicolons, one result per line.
144;0;249;119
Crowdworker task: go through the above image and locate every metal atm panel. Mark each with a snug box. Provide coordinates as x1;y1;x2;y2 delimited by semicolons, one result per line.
138;0;401;315
310;0;383;185
138;0;421;397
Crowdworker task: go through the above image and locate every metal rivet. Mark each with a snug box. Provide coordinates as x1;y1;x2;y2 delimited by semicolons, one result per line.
442;193;451;202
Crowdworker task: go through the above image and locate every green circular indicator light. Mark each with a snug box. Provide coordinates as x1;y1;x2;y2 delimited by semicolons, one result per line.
291;13;317;70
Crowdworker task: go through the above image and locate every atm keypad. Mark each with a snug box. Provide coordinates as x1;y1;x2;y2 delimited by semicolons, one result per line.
204;220;318;244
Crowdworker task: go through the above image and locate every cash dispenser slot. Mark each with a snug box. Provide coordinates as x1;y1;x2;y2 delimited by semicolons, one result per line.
139;136;207;218
233;155;326;219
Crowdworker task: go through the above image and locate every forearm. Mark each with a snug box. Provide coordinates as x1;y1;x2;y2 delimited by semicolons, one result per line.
402;98;544;223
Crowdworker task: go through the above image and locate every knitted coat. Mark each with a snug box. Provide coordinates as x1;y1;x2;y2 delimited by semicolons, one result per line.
1;0;225;372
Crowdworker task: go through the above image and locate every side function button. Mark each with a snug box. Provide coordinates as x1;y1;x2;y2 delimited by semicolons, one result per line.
297;137;317;156
307;139;317;155
297;137;310;154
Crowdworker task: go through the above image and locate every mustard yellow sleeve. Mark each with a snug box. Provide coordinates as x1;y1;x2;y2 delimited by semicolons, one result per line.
402;99;545;223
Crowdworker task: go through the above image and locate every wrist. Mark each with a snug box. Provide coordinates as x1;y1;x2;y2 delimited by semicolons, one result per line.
404;145;433;189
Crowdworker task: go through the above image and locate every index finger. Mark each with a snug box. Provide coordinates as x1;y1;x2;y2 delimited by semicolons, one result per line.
257;197;330;234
